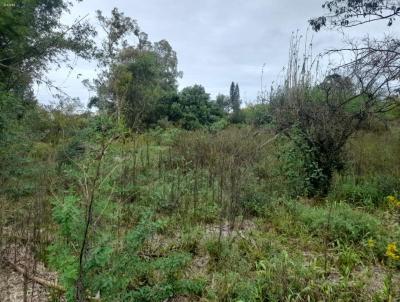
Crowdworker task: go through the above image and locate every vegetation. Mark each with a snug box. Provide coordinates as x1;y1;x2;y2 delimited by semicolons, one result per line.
1;1;400;301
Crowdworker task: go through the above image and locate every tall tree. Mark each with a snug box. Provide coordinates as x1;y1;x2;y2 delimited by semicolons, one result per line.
229;82;242;123
229;82;235;112
89;8;181;130
115;45;179;129
90;8;144;121
233;83;241;112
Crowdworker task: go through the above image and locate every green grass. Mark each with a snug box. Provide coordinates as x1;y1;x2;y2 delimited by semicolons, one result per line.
3;124;400;301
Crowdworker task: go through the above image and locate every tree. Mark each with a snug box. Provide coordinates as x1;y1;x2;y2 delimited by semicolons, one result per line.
270;37;398;196
90;8;144;121
215;94;230;114
90;8;181;130
109;41;180;130
0;0;97;196
289;1;400;196
150;85;223;130
229;82;243;123
310;0;400;30
0;0;96;96
177;85;222;129
309;1;400;112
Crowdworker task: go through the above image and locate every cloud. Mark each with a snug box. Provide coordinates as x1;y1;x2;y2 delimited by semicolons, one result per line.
36;0;400;105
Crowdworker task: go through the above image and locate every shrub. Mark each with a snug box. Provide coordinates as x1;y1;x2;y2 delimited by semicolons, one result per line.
278;138;329;197
242;103;271;126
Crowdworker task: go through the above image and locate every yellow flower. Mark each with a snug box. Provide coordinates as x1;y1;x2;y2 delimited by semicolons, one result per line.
386;243;400;261
367;238;375;248
387;195;400;208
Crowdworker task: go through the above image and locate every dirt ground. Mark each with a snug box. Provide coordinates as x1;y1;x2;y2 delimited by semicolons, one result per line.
0;246;62;302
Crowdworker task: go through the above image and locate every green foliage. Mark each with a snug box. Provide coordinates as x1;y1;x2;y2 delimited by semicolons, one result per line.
0;0;96;93
286;201;381;244
278;136;331;197
229;82;242;123
52;195;84;242
151;86;224;130
92;10;182;130
56;139;85;169
242;103;272;126
215;94;230;114
2;3;400;299
254;251;318;301
206;239;231;265
0;89;56;199
48;123;206;301
337;244;361;275
209;118;229;132
178;85;223;130
238;178;269;216
331;175;400;206
116;48;178;129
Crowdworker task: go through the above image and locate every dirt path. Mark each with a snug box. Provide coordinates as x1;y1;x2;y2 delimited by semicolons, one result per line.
0;245;63;302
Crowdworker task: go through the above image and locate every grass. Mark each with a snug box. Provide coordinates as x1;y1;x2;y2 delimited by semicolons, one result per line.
3;124;400;301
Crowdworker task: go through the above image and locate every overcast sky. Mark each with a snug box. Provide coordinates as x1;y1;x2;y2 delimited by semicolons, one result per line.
35;0;400;106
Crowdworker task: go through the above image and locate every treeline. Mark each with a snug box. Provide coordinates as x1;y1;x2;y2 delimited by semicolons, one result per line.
2;0;400;199
83;9;264;130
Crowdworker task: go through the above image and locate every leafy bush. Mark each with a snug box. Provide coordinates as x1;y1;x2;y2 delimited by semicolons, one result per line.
208;118;229;132
242;103;271;126
279;138;329;197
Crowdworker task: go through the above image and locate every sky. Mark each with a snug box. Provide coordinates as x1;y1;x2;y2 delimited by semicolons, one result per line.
35;0;400;106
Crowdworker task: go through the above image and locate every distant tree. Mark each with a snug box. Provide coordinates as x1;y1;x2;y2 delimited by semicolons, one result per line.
230;83;235;108
112;45;179;129
91;8;181;130
151;85;222;130
233;83;241;112
215;94;231;114
229;82;243;123
90;8;144;121
177;85;222;129
229;82;235;106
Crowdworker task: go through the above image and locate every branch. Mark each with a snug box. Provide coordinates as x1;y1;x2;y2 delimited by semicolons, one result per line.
3;257;102;301
3;257;65;292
